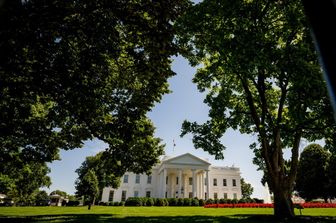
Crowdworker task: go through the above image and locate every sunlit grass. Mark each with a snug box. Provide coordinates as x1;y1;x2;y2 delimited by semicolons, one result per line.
0;206;335;223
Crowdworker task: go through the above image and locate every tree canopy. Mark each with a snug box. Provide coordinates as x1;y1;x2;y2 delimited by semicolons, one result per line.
75;151;120;200
177;0;336;218
0;155;51;205
295;144;330;201
240;178;254;199
75;169;99;209
0;0;191;181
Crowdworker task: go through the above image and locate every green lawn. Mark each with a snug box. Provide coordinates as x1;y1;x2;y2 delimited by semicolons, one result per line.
0;206;335;223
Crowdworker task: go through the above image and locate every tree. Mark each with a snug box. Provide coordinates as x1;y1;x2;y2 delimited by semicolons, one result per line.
34;190;50;206
75;169;99;210
177;0;336;218
75;152;120;200
0;154;51;205
295;144;330;201
241;178;253;199
0;0;190;176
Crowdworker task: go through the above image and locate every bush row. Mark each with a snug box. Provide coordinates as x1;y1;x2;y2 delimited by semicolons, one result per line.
98;197;265;207
124;197;202;206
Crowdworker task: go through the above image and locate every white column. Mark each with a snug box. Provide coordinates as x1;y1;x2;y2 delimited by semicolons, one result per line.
192;169;196;198
201;171;204;199
206;170;210;199
197;172;200;198
163;168;167;198
178;169;182;198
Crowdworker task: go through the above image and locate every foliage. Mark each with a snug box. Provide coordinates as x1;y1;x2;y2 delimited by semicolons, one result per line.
125;197;143;206
146;198;155;206
34;190;49;206
75;152;120;201
0;155;51;205
241;178;254;199
177;0;336;218
0;0;191;188
67;200;80;206
75;169;99;205
296;144;331;201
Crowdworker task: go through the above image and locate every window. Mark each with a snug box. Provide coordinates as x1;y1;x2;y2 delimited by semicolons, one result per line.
214;193;218;199
189;192;193;198
233;193;237;199
147;175;152;184
146;191;151;198
224;193;228;199
232;179;237;187
166;176;168;184
121;190;127;202
213;178;217;186
134;191;139;197
223;179;227;186
205;178;207;185
108;190;114;202
189;177;193;185
176;177;179;185
135;174;140;184
123;175;128;183
165;191;167;198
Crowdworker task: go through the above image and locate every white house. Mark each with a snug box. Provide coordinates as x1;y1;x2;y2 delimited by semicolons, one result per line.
101;153;242;202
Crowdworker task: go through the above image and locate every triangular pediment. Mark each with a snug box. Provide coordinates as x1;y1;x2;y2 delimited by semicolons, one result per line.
163;153;211;166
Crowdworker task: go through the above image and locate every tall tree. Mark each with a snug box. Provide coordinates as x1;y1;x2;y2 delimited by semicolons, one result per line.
295;144;330;201
75;152;120;200
0;154;51;205
177;0;335;218
241;178;254;199
75;169;99;210
0;0;190;179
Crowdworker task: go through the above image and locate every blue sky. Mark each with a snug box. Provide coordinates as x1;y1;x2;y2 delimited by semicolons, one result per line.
46;56;311;199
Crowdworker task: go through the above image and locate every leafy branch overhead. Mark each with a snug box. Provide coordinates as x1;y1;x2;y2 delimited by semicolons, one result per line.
0;0;191;175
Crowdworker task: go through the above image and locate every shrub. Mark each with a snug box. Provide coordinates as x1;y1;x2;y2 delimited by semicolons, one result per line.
191;198;199;206
232;199;238;204
119;201;125;206
125;197;142;206
168;198;178;206
213;199;219;204
177;198;184;206
67;200;80;206
140;197;148;206
146;198;154;206
205;199;214;204
183;198;191;206
198;199;205;206
99;201;108;206
155;198;165;206
113;201;120;206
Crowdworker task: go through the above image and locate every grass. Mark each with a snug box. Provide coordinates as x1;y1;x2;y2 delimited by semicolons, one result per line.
0;206;336;223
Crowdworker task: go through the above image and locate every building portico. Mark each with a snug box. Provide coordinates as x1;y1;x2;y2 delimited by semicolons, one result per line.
156;154;211;199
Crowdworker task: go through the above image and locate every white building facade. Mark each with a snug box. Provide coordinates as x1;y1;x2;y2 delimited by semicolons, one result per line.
101;153;242;202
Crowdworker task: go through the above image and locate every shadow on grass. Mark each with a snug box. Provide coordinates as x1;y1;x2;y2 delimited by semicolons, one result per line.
1;214;336;223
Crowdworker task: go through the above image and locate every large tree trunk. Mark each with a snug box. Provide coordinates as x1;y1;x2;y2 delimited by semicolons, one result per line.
273;184;294;219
